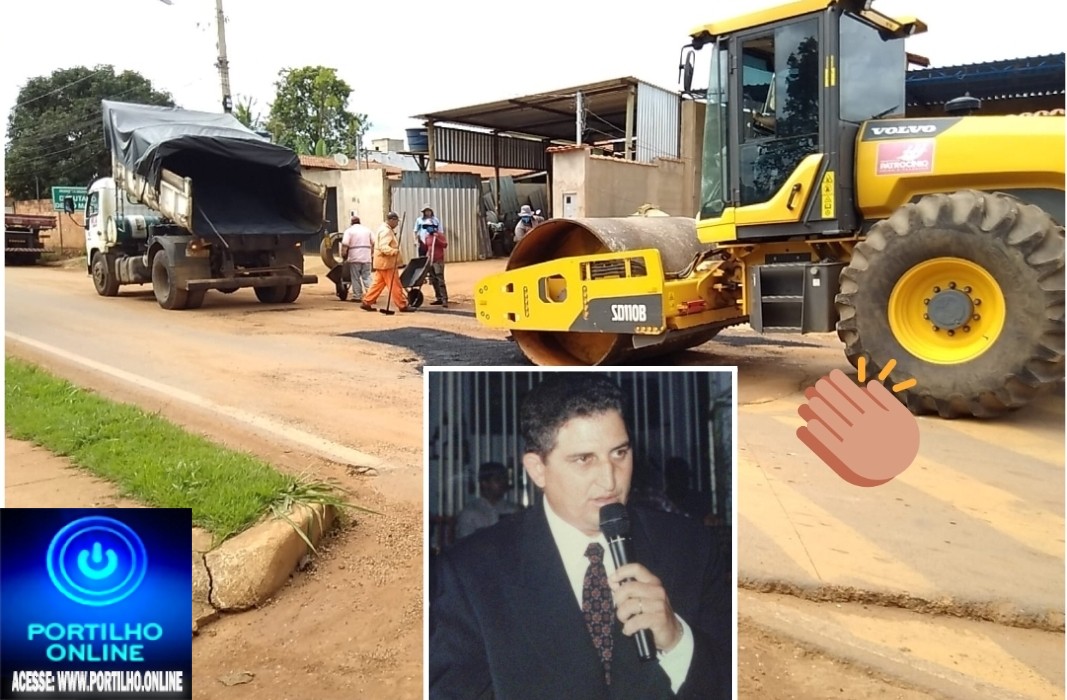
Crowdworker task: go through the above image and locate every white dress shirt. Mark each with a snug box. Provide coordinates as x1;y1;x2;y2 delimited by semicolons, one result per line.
542;498;695;693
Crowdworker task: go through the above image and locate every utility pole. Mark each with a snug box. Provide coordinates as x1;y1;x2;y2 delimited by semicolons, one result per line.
157;0;232;113
215;0;233;113
575;91;585;145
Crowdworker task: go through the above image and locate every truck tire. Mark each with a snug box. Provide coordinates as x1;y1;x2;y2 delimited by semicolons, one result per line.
320;231;342;270
185;289;207;309
281;284;302;303
151;249;190;310
91;251;120;297
254;285;288;303
836;189;1064;419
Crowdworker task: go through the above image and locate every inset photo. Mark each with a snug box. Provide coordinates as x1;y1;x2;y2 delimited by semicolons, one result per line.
424;367;736;700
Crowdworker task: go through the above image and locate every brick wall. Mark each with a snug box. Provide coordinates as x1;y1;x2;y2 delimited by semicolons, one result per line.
9;198;84;253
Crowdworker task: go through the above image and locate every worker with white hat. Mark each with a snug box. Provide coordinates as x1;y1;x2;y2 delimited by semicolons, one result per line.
514;204;545;244
414;204;441;256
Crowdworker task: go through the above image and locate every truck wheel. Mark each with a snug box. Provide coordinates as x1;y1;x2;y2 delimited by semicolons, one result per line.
836;189;1064;418
254;285;288;303
91;251;120;297
185;289;206;309
281;284;301;303
151;249;189;310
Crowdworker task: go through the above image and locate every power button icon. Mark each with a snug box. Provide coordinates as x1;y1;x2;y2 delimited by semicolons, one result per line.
46;516;148;607
78;542;119;580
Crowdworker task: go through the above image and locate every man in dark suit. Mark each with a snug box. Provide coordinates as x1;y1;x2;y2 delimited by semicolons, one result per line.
429;374;732;699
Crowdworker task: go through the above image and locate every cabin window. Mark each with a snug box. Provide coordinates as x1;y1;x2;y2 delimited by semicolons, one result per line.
839;13;907;123
737;17;821;206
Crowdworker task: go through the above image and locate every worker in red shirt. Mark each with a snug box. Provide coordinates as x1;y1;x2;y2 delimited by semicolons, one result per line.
424;226;449;308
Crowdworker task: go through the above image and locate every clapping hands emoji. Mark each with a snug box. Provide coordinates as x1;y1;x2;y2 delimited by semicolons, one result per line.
796;358;920;487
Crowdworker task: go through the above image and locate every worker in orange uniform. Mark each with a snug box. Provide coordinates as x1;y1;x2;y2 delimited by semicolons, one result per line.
361;212;414;313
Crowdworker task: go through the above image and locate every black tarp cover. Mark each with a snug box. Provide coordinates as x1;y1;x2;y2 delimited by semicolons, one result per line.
102;100;300;184
101;100;321;237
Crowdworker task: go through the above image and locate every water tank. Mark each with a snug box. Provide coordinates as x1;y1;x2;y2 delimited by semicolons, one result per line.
106;214;163;245
406;128;429;153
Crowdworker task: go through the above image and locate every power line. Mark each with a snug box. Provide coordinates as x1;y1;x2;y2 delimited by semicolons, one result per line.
13;69;112;109
5;76;210;149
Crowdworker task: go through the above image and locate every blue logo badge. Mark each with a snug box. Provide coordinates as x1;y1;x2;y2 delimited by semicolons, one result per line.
46;516;148;607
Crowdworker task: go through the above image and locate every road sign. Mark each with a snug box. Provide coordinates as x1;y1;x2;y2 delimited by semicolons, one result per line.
50;186;87;213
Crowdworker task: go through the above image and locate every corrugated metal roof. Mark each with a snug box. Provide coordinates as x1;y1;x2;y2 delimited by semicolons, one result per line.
413;76;679;143
906;53;1065;106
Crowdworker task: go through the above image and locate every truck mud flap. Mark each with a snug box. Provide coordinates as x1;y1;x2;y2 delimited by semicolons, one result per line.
476;248;667;335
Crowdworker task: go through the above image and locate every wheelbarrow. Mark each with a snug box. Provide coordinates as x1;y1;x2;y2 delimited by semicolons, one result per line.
399;255;433;308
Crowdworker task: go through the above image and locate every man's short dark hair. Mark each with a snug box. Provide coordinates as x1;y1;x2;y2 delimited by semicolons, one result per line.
478;461;507;483
519;373;627;457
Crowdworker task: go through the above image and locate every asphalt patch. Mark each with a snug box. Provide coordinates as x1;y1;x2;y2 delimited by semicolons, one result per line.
342;327;528;369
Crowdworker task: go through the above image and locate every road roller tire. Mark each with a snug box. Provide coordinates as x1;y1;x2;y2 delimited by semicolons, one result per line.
503;216;732;365
836;190;1064;419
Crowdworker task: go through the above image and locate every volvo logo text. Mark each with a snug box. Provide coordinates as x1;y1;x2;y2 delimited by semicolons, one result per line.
871;125;937;136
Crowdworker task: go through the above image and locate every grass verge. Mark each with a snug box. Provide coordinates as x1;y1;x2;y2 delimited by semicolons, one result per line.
5;357;371;543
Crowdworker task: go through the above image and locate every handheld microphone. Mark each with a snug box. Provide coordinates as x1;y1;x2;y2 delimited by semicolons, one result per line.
599;503;655;662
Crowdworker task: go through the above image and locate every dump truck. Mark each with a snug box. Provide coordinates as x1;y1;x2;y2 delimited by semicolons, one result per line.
475;0;1065;419
5;213;55;265
65;100;326;309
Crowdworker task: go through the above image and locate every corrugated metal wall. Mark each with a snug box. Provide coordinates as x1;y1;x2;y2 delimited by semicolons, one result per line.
435;126;548;171
636;81;681;163
427;369;734;552
483;178;549;232
390;172;488;262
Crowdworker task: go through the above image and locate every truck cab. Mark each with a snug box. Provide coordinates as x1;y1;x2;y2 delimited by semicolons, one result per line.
79;177;160;275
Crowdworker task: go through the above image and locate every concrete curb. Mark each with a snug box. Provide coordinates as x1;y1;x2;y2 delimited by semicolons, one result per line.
738;576;1066;632
740;590;1055;700
192;503;338;633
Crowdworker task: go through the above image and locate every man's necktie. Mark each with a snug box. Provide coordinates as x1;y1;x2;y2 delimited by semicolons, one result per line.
582;542;614;686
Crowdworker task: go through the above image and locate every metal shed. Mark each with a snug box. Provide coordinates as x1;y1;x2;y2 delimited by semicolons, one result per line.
413;77;682;165
410;76;684;218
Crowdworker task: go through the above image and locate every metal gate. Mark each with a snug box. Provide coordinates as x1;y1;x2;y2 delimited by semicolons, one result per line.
390;172;487;263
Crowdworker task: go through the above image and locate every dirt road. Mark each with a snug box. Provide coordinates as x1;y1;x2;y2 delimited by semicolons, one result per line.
5;257;1063;699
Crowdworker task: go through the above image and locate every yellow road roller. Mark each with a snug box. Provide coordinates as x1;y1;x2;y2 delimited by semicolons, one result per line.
475;0;1065;419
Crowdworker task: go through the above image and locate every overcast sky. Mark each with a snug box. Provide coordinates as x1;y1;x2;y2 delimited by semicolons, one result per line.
1;0;1063;149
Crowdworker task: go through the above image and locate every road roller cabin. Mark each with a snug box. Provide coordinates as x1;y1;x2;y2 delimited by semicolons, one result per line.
474;0;1065;420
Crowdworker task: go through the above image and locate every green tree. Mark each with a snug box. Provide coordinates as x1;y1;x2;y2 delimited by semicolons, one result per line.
265;66;370;156
233;95;263;131
4;65;174;200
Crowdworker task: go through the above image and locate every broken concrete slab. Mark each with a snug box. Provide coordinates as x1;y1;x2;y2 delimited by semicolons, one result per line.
203;502;337;612
192;527;214;553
